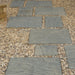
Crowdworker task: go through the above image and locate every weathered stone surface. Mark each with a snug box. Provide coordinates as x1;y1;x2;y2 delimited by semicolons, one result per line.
6;58;62;75
35;45;58;56
29;29;72;44
45;16;63;27
17;7;33;16
7;16;42;28
35;7;66;15
26;1;52;7
65;45;75;69
10;0;25;7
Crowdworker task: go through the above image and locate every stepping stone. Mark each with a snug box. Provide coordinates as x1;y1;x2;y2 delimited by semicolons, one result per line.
29;29;72;44
10;0;25;8
6;58;62;75
35;45;58;56
7;16;42;28
35;7;66;16
65;45;75;69
25;1;52;7
17;7;33;16
45;16;63;27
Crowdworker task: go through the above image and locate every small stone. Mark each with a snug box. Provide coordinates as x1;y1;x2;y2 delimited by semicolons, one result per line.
34;45;58;56
17;7;33;16
10;0;25;7
6;58;62;75
7;16;42;28
35;7;66;16
29;29;72;44
26;1;52;7
65;45;75;69
45;16;63;27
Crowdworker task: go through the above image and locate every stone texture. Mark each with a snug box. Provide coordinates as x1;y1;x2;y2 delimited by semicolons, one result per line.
5;58;62;75
65;45;75;69
35;45;58;56
0;0;75;75
29;29;72;44
17;7;33;16
26;1;52;7
7;16;42;28
35;7;66;16
10;0;25;8
45;16;63;27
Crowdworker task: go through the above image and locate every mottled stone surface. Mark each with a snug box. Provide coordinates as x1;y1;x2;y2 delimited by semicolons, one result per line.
65;45;75;69
29;29;72;44
26;1;52;7
1;0;75;75
35;7;66;15
17;7;33;16
45;16;63;27
7;16;42;28
35;45;58;56
10;0;25;7
6;58;62;75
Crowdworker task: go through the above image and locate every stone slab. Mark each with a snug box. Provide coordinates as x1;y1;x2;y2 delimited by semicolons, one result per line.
35;45;58;56
45;16;63;27
7;16;42;28
17;7;33;16
35;7;66;16
26;1;52;7
29;29;72;44
10;0;25;8
65;45;75;69
5;58;62;75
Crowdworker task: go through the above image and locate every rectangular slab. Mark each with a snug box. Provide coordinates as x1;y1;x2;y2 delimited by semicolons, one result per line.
10;0;25;7
35;7;66;16
29;29;72;44
26;1;52;7
7;16;42;28
5;58;62;75
17;7;33;16
45;16;63;27
65;45;75;69
35;45;58;56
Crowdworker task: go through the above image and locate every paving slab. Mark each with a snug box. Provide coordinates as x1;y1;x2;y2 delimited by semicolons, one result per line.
45;16;63;27
10;0;25;8
5;58;62;75
35;45;58;56
7;16;42;28
17;7;33;16
26;1;52;7
29;29;72;44
35;7;66;16
65;45;75;69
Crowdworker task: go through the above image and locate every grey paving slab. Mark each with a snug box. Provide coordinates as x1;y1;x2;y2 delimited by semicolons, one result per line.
29;29;72;44
65;45;75;69
26;1;52;7
5;58;62;75
35;7;66;16
10;0;25;8
35;45;58;56
17;7;33;16
7;16;42;28
45;16;63;27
